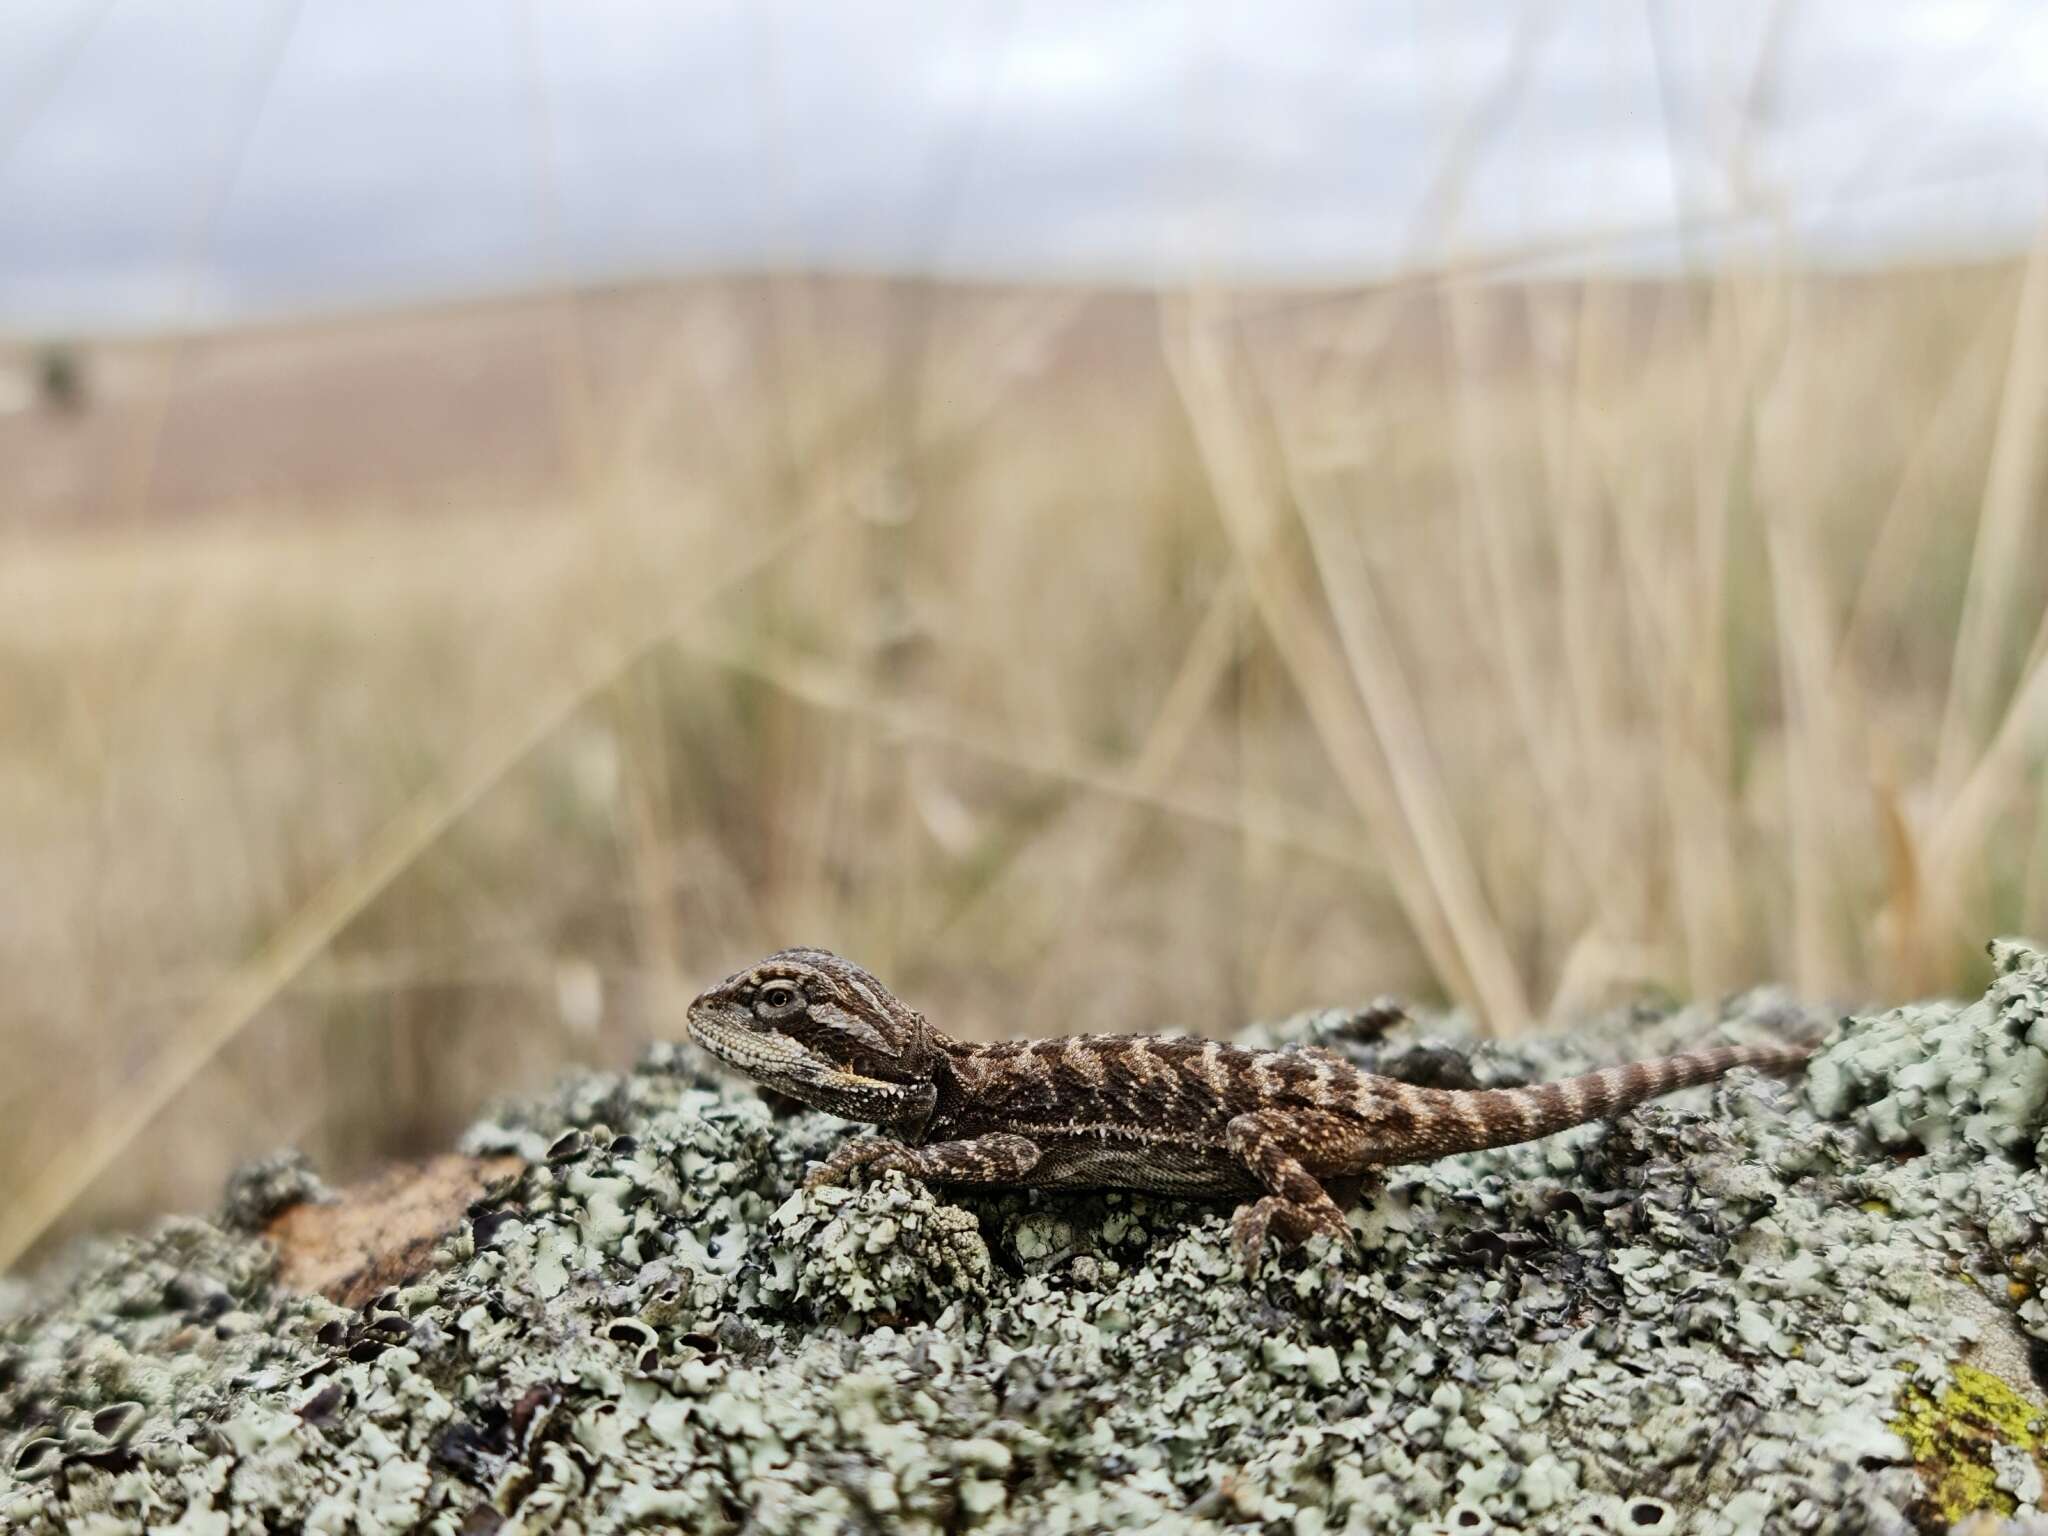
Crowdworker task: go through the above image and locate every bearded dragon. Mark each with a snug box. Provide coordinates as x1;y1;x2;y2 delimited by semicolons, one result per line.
686;948;1809;1264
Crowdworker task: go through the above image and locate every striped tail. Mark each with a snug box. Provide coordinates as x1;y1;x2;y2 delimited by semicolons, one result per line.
1375;1041;1810;1165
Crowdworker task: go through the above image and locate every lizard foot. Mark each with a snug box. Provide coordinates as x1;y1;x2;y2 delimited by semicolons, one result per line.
1230;1195;1349;1267
804;1139;922;1190
805;1133;1042;1191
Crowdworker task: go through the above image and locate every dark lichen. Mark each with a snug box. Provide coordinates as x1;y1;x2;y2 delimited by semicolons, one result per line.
218;1147;334;1234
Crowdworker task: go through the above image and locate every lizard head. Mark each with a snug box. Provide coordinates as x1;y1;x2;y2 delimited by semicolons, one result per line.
686;948;940;1129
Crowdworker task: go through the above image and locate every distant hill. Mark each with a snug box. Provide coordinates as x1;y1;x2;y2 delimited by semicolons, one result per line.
5;264;2002;530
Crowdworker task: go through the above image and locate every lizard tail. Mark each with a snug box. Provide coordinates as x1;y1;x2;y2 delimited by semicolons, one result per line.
1375;1040;1810;1164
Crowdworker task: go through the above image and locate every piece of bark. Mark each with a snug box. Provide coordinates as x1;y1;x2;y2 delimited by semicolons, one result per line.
264;1153;522;1306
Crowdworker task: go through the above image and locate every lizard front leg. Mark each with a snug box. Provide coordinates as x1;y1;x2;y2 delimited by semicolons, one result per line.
1224;1110;1372;1265
806;1133;1042;1190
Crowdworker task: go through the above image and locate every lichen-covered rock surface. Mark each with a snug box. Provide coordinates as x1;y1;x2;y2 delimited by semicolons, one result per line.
7;941;2048;1536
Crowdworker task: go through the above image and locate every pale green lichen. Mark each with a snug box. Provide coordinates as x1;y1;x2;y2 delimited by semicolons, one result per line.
5;940;2048;1534
1807;938;2048;1160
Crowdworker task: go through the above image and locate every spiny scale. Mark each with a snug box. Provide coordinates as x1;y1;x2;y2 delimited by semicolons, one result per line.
686;949;1812;1268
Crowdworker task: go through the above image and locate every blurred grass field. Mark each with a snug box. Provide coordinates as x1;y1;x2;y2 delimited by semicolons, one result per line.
2;259;2045;1266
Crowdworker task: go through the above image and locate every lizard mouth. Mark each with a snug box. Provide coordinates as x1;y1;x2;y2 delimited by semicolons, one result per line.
685;992;937;1130
685;996;899;1102
685;997;812;1077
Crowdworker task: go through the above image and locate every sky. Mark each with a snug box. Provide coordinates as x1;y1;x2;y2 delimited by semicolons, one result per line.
1;0;2046;331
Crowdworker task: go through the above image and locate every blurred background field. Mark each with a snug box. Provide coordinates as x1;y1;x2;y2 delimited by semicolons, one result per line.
3;4;2047;1267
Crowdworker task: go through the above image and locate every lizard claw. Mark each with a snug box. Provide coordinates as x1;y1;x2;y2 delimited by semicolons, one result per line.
1231;1200;1280;1266
807;1140;921;1190
1231;1197;1350;1269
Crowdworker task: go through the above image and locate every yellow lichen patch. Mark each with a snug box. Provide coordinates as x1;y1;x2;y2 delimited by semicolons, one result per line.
1893;1363;2048;1525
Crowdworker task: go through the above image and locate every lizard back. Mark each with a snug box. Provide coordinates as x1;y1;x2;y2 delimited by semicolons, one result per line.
928;1034;1807;1191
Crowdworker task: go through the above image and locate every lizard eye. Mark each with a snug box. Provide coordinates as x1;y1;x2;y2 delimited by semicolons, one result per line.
755;981;804;1020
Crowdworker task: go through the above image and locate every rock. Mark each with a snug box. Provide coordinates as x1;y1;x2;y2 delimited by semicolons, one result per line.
5;941;2048;1534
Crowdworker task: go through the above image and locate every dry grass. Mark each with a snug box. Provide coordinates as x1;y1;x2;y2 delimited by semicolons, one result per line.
1;262;2044;1268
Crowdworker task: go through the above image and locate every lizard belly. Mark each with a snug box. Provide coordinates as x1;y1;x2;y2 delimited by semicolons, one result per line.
1018;1135;1256;1198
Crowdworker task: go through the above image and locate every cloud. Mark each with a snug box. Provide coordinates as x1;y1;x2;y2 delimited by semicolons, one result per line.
0;0;2044;330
